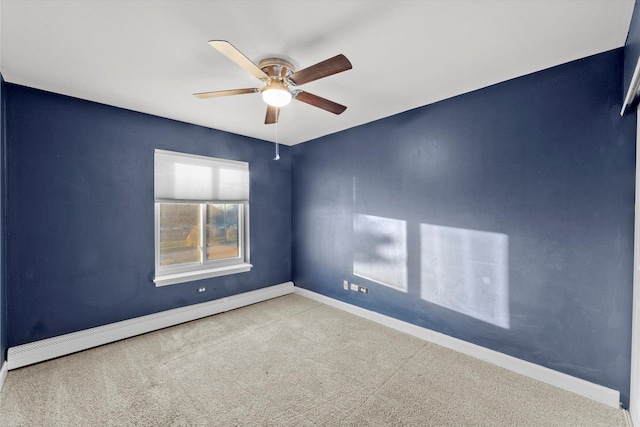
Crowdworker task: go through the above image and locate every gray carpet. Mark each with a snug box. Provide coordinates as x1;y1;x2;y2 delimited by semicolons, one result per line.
0;293;628;426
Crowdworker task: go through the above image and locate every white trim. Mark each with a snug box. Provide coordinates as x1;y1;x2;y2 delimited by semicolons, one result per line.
622;58;640;116
631;106;640;421
8;282;294;370
154;262;252;287
626;409;635;427
0;361;7;391
294;286;620;408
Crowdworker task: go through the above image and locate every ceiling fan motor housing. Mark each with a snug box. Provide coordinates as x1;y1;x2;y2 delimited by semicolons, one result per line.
258;58;297;106
258;58;295;79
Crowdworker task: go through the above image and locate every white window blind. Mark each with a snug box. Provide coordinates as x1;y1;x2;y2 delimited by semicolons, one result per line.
154;150;249;202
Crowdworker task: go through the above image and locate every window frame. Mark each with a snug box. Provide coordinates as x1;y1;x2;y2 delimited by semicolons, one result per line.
154;202;251;286
153;150;251;287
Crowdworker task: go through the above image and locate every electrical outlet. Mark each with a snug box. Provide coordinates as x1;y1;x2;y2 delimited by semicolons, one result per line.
358;286;368;294
350;283;359;291
343;280;349;290
198;287;206;293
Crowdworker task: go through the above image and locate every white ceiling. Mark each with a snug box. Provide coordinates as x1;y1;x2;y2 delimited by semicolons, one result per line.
0;0;635;146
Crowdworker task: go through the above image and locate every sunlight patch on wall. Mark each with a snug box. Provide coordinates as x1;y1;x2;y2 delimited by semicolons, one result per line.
353;214;408;292
420;224;509;328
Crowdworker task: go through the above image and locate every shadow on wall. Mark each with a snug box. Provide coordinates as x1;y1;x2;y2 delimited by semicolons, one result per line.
353;213;510;329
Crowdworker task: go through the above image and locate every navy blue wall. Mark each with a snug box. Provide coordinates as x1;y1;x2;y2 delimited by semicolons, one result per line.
625;0;640;98
6;84;291;347
292;48;635;405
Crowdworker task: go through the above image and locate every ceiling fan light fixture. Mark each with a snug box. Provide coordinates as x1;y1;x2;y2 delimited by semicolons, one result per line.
261;79;292;107
262;88;292;107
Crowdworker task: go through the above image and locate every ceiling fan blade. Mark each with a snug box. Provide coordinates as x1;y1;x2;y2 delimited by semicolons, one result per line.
193;88;259;99
288;54;352;86
265;105;280;124
208;40;269;80
294;91;347;115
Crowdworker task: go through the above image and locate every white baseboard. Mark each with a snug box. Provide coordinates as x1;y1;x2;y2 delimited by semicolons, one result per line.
294;286;620;409
626;409;635;427
0;361;7;391
8;282;294;370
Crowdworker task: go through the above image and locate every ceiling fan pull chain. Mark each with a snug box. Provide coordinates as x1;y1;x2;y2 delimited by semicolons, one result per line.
274;120;280;161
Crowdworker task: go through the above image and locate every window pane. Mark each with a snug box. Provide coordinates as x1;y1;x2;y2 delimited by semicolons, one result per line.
206;204;239;260
159;203;201;266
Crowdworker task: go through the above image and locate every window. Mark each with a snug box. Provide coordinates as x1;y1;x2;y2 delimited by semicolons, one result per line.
154;150;251;286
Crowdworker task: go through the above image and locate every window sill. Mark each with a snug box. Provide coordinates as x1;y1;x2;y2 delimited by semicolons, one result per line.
154;263;253;287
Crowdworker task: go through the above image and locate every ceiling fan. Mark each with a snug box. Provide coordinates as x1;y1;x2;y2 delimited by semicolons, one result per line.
193;40;352;124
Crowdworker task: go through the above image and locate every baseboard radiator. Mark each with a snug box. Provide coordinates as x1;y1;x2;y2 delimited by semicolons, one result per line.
0;361;7;391
8;282;294;370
